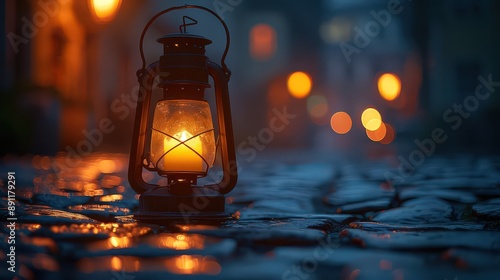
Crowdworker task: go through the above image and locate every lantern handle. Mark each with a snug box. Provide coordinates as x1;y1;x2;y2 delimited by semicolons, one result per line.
138;4;231;79
180;16;198;33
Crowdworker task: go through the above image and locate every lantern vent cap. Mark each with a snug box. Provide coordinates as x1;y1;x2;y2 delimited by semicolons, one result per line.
157;33;212;46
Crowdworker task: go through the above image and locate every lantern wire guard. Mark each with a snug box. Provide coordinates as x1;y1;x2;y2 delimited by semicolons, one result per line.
129;5;238;224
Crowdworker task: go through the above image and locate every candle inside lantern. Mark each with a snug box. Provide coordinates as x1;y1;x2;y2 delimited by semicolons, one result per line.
163;130;203;173
149;99;216;177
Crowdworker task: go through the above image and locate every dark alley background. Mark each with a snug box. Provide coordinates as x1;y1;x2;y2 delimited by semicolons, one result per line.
2;0;500;160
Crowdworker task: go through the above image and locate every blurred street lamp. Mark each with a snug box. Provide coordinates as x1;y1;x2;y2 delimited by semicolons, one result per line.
88;0;122;22
377;73;401;101
361;107;382;131
287;71;312;99
128;5;237;224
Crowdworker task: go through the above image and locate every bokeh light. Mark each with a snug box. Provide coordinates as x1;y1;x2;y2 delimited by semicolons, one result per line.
249;23;277;61
98;159;116;174
320;18;351;44
361;107;382;131
379;123;396;144
378;73;401;101
287;71;312;99
267;77;289;108
88;0;122;22
330;112;352;134
307;95;329;119
366;122;387;142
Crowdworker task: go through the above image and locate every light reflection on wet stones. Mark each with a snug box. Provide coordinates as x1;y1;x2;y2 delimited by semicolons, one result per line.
1;153;500;279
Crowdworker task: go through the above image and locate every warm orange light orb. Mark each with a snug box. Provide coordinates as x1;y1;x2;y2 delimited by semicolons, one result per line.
377;73;401;101
88;0;122;22
330;112;352;134
287;71;312;99
249;23;277;61
361;108;382;131
366;122;387;142
380;123;396;144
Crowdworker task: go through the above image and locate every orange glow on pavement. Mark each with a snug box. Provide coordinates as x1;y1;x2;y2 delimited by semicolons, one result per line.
164;255;221;275
287;71;312;99
152;233;205;250
110;256;122;271
108;236;131;249
98;159;117;173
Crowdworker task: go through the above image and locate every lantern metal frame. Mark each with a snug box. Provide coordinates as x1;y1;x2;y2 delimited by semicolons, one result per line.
128;5;237;224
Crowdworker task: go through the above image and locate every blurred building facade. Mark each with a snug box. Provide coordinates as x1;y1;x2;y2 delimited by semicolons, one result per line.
2;0;146;155
2;0;500;156
413;0;500;150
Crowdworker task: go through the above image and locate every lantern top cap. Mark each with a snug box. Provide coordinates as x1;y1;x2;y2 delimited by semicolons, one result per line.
157;33;212;46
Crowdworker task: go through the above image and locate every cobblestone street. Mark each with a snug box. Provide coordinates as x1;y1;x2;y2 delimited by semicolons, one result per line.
1;151;499;279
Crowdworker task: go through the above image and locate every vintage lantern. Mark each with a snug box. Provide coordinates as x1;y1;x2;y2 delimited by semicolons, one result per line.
128;5;237;223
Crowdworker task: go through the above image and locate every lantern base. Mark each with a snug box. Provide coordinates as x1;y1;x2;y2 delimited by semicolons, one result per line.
134;187;232;225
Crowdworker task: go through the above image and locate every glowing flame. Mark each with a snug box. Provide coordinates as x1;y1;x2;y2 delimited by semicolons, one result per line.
287;71;312;99
378;73;401;101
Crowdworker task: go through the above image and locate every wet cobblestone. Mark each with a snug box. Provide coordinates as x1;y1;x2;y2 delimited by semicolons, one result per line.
1;152;500;279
